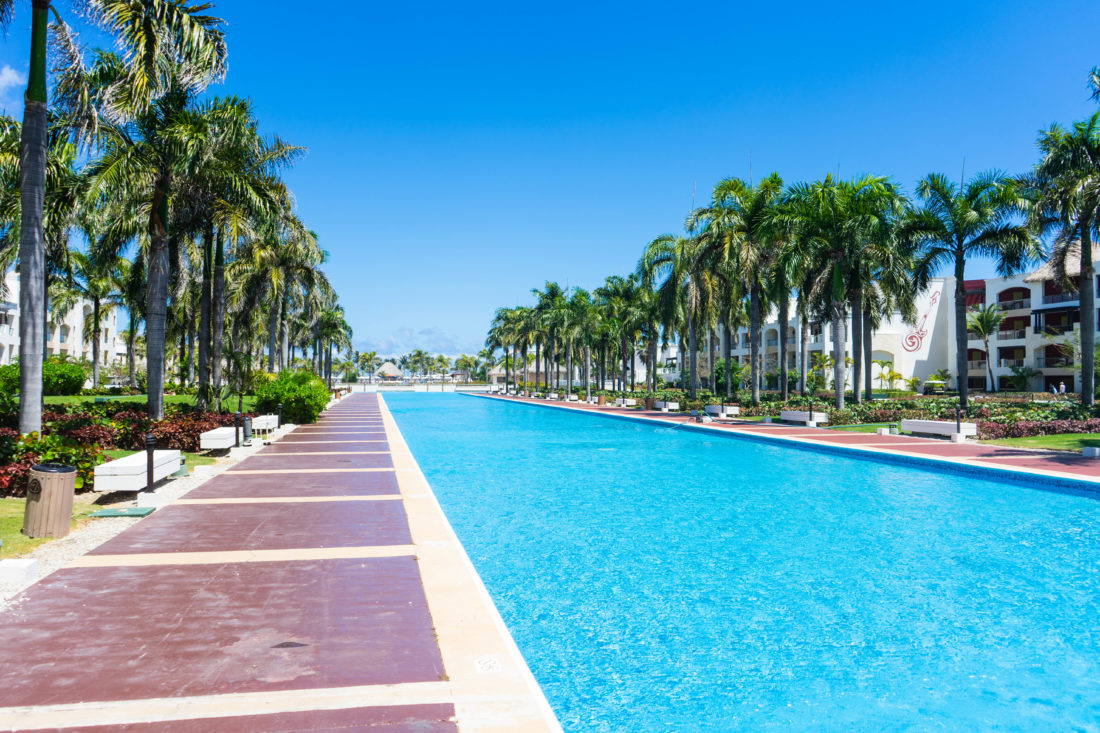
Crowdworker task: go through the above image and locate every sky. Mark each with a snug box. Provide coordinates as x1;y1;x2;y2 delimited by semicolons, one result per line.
3;1;1100;357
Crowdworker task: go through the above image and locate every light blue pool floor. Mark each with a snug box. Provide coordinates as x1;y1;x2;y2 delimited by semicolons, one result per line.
386;394;1100;732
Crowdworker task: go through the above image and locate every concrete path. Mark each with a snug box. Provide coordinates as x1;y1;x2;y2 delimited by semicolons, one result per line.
0;394;559;732
487;395;1100;486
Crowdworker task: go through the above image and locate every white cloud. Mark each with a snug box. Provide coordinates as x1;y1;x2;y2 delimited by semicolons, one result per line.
0;65;26;113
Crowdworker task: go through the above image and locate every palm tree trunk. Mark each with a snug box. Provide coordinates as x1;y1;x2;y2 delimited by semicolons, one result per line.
127;326;137;389
954;250;969;409
724;320;734;398
709;329;717;392
326;343;332;388
280;293;290;370
863;307;873;401
210;230;226;395
91;299;101;388
800;313;809;396
267;286;281;372
196;223;212;410
688;320;698;400
749;286;761;405
583;343;591;400
984;336;996;392
187;320;196;385
566;338;573;396
778;291;790;402
649;330;658;392
831;303;846;410
534;340;541;390
145;178;172;420
850;290;863;405
17;4;48;435
178;330;188;385
1081;224;1095;405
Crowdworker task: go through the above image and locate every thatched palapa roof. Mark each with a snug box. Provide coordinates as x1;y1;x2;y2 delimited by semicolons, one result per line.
1024;241;1100;283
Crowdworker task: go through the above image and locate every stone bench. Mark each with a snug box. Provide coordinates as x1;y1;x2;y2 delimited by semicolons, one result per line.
614;398;637;407
655;400;680;412
252;415;278;438
94;450;181;492
781;409;829;426
200;426;237;450
705;405;740;418
900;419;976;442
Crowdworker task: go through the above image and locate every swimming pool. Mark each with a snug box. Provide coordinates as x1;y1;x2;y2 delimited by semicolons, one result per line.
385;393;1100;731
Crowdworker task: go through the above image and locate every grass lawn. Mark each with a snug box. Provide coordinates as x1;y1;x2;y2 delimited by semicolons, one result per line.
830;422;898;433
0;497;100;559
44;394;257;412
103;449;217;473
983;434;1100;453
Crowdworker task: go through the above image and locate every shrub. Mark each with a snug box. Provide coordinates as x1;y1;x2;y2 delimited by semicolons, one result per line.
254;370;329;424
0;432;104;497
43;358;88;395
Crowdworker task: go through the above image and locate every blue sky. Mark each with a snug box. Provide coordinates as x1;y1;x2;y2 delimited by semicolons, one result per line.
3;1;1100;357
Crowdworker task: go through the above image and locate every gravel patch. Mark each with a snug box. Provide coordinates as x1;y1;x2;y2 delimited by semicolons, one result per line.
0;426;297;610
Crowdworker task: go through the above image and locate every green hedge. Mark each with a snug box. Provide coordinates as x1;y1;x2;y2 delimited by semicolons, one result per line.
254;370;329;424
0;358;88;396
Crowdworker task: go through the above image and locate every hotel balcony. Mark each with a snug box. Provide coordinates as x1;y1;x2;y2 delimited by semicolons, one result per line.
1036;356;1074;369
765;337;778;347
967;360;987;370
999;298;1031;311
1043;291;1079;305
998;358;1025;368
996;328;1028;340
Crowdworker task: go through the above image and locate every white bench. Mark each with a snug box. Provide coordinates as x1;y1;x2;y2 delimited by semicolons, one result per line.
900;419;976;442
567;394;579;401
614;398;637;407
200;426;237;450
548;392;559;400
705;405;740;418
781;409;829;426
252;415;278;438
655;400;680;412
94;450;182;492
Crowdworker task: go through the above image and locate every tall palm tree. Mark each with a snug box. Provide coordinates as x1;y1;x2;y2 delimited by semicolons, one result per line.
532;282;565;389
54;249;125;388
1029;112;1100;405
1;0;224;432
967;304;1004;392
358;350;379;382
691;174;784;405
638;234;709;398
782;175;903;409
905;171;1036;409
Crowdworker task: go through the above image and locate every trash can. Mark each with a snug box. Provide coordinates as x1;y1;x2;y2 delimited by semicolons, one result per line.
22;463;77;539
242;416;253;445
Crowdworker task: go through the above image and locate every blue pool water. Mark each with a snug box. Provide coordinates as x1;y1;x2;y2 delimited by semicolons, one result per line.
385;394;1100;731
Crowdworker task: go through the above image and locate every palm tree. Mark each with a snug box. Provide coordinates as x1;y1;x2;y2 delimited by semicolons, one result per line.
532;282;565;389
637;234;710;398
358;350;379;382
1029;112;1100;405
1;0;224;432
967;304;1004;392
55;249;125;388
691;174;784;405
782;175;904;410
905;171;1036;409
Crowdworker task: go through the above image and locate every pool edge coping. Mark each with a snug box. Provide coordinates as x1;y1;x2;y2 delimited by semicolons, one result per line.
378;394;564;733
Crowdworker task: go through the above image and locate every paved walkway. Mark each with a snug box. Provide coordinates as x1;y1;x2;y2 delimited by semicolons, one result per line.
487;394;1100;486
0;394;559;732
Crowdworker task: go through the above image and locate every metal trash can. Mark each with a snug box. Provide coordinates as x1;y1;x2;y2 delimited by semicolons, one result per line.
22;463;77;539
242;416;253;445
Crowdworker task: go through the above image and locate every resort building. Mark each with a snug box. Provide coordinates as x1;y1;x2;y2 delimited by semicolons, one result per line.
0;269;128;369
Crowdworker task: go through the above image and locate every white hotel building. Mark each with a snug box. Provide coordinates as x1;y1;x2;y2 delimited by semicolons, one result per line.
656;248;1095;395
0;270;127;369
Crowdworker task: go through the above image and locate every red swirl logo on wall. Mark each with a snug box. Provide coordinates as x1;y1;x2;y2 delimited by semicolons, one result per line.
903;291;939;352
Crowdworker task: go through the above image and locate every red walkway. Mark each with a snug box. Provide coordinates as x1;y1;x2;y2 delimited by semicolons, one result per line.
0;394;558;732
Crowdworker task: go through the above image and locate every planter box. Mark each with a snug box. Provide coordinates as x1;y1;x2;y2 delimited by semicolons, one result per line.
597;395;606;405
